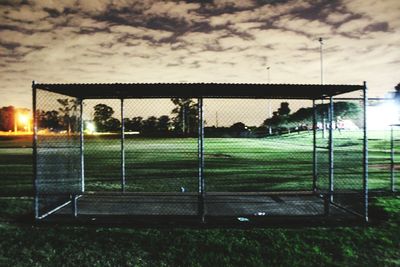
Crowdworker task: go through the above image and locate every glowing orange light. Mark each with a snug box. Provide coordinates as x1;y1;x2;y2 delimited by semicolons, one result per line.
15;112;31;133
18;114;29;125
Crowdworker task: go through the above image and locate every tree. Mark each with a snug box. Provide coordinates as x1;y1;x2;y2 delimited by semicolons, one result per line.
289;107;312;125
93;104;116;132
171;98;198;135
157;115;171;133
38;110;60;130
263;102;291;133
0;106;15;131
333;102;361;120
105;118;121;132
142;116;158;134
394;83;400;103
125;116;143;132
262;101;361;134
93;104;114;122
230;122;246;132
263;111;282;129
57;98;79;134
278;102;290;116
229;122;248;136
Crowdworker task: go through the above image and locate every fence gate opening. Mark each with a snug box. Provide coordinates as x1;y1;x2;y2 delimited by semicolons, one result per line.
33;82;368;224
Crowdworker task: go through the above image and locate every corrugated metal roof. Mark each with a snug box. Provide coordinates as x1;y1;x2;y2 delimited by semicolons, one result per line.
33;82;365;99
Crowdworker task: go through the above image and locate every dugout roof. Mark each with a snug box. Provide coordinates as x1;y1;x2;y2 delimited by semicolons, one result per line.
33;82;365;100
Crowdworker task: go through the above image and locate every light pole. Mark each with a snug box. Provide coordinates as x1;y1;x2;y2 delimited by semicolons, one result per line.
319;37;326;138
319;37;323;85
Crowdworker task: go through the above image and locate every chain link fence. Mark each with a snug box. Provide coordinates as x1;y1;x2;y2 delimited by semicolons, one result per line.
368;126;400;192
32;84;397;223
34;88;82;218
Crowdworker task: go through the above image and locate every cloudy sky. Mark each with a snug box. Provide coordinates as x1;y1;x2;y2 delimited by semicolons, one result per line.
0;0;399;109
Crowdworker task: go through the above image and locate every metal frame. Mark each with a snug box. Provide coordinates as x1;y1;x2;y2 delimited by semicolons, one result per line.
79;98;85;193
312;100;317;192
120;99;126;192
32;81;369;223
33;83;364;99
390;125;397;192
328;96;334;204
363;81;368;222
198;98;205;222
32;81;39;219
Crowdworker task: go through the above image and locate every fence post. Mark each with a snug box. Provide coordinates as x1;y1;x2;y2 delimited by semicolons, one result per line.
79;98;85;193
322;99;326;139
198;97;205;223
391;125;395;192
71;194;78;218
363;81;369;222
121;98;126;192
32;81;39;219
313;100;317;192
327;96;334;215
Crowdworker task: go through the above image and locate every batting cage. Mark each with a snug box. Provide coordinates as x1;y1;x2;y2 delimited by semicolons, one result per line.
32;82;368;224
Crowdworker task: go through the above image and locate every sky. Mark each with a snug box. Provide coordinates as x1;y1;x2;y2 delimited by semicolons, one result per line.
0;0;399;117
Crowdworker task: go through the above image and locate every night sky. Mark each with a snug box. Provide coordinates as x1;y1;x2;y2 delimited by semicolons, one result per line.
0;0;399;108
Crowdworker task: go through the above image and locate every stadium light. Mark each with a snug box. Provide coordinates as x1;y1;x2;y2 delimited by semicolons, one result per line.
368;101;399;130
18;114;29;125
15;113;31;133
86;121;96;134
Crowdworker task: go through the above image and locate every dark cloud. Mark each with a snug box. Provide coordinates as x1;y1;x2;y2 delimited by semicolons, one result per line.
0;40;20;50
0;0;398;108
0;0;25;7
146;16;188;32
43;7;62;18
364;22;389;32
76;27;110;35
292;0;341;21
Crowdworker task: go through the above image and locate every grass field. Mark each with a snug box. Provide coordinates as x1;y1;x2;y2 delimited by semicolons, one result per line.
0;131;399;266
1;130;398;196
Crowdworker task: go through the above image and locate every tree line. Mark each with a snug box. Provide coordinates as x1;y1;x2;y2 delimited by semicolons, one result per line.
32;98;199;136
2;82;398;135
93;98;199;135
36;99;80;133
0;99;363;136
263;101;362;133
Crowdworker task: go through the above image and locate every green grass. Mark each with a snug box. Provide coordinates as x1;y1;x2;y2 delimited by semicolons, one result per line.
0;132;399;266
0;196;399;266
1;130;398;195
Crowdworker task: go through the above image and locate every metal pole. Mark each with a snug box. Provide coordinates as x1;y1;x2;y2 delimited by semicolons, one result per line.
79;99;85;193
121;99;126;192
267;67;272;135
363;81;369;222
312;100;317;192
322;100;326;139
198;98;205;223
328;96;334;204
319;38;324;85
267;100;272;135
182;105;186;136
319;38;326;139
391;125;395;192
71;194;77;218
32;81;39;219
